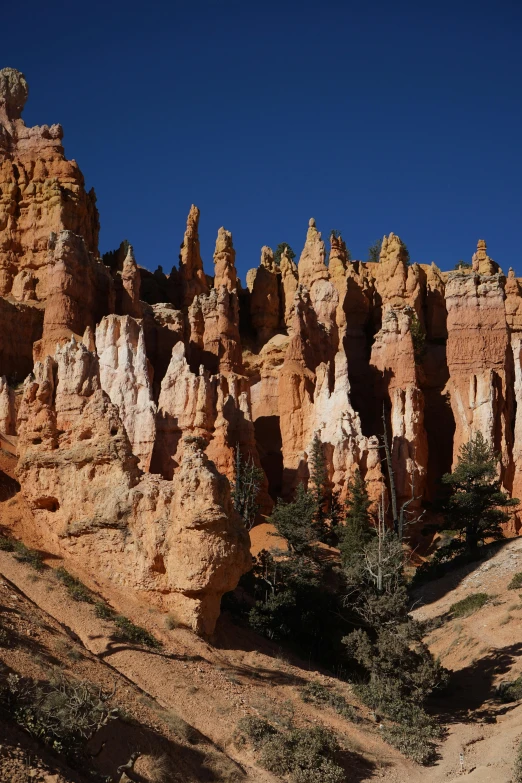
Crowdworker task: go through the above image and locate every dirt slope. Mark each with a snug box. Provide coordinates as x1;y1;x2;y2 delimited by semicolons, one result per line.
1;478;522;783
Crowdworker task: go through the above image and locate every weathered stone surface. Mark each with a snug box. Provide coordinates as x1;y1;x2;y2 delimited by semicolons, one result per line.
33;231;114;362
248;246;280;343
370;306;428;506
0;68;99;301
96;315;156;471
188;286;243;375
179;205;209;306
0;375;15;434
0;296;43;380
445;271;513;479
472;239;500;276
16;339;250;633
213;226;237;292
120;245;142;318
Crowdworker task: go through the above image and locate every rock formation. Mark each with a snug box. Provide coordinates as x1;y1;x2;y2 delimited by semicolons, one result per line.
96;315;156;471
2;66;522;639
16;338;250;633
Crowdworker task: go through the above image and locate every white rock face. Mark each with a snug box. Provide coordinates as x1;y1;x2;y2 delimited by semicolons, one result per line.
96;315;156;471
154;341;215;478
0;376;15;434
308;351;379;497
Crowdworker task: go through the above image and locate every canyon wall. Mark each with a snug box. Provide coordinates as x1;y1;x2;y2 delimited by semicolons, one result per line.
1;67;522;634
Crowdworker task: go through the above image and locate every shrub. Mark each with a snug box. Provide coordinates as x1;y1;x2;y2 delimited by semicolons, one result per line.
0;535;15;551
0;671;118;762
235;717;345;782
164;614;178;630
94;601;115;620
508;573;522;590
55;567;94;603
300;682;359;722
497;676;522;703
12;541;44;571
113;615;162;649
382;722;439;765
449;593;490;618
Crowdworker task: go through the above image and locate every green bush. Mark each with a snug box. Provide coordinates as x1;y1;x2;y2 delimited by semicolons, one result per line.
0;535;15;551
94;601;115;620
497;676;522;703
300;681;359;722
235;717;345;782
12;541;44;571
508;573;522;590
55;567;94;603
382;722;439;765
449;593;490;618
0;671;118;762
114;615;162;649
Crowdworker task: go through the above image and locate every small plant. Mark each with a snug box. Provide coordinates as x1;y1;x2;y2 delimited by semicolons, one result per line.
0;535;15;551
55;567;94;603
0;625;9;647
449;593;490;618
508;573;522;590
235;716;344;782
12;541;44;571
300;681;359;722
0;671;118;762
94;601;115;620
497;676;522;703
164;614;178;630
382;722;439;765
113;615;162;649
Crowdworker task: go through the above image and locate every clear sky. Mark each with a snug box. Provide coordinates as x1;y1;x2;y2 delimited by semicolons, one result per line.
3;0;522;281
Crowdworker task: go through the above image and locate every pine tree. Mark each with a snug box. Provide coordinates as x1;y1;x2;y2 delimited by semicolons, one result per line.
270;484;317;556
308;434;328;540
367;239;381;263
338;470;372;569
231;447;264;530
441;432;518;553
273;243;296;266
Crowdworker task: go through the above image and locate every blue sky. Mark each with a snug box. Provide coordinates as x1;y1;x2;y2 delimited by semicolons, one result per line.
4;0;522;280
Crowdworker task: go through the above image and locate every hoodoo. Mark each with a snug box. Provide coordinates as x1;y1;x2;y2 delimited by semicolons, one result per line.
1;66;522;638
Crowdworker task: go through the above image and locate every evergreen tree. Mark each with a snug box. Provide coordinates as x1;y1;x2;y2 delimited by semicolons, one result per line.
270;484;317;556
338;470;372;570
273;243;296;266
367;239;381;263
247;484;343;658
308;434;329;540
441;432;518;554
231;448;264;530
